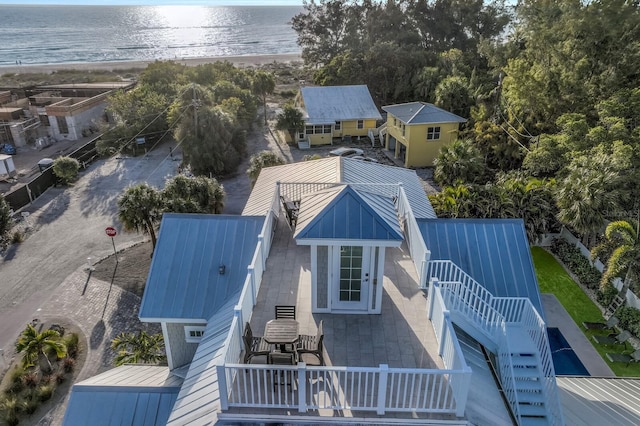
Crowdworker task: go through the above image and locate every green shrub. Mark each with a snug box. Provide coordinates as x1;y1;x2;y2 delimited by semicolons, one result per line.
11;231;24;244
36;384;54;402
616;306;640;337
597;284;619;307
64;333;79;359
21;372;38;389
550;238;602;289
54;372;65;385
0;396;20;426
21;398;38;415
6;367;25;394
62;357;76;373
52;156;80;185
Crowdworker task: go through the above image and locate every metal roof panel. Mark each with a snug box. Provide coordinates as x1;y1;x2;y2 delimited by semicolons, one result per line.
300;85;382;123
418;219;544;316
139;214;264;320
382;102;467;124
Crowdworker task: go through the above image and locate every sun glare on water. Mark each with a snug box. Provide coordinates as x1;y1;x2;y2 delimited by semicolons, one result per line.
153;5;210;28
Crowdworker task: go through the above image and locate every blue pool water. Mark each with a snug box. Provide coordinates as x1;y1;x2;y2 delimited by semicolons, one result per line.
547;328;590;376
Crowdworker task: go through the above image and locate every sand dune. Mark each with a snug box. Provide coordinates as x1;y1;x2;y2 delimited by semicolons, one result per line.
0;53;303;74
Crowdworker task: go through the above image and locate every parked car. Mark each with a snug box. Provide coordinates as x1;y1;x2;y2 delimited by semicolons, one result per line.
329;147;364;157
350;155;379;163
0;143;16;155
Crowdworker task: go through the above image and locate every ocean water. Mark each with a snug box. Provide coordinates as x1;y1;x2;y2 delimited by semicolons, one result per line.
0;5;302;66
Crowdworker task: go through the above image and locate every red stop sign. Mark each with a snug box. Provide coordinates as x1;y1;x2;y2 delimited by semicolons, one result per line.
105;227;117;237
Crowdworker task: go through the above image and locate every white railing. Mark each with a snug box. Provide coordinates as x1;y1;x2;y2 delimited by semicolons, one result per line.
222;186;281;366
219;363;469;416
497;326;521;422
397;186;430;286
425;261;564;426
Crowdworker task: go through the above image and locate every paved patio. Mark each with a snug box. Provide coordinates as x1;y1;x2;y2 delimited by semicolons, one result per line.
249;215;444;370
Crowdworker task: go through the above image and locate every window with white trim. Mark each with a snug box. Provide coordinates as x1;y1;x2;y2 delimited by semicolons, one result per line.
402;124;406;137
357;120;364;129
335;121;341;130
184;326;206;343
427;126;441;140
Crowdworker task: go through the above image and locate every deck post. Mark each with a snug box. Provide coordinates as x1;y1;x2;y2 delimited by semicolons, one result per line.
234;306;243;351
248;266;256;305
455;366;473;417
297;362;307;413
258;234;266;270
428;278;439;319
439;311;449;356
217;365;229;410
377;364;389;415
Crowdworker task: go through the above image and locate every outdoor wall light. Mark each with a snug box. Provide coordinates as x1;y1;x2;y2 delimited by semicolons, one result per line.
219;264;226;275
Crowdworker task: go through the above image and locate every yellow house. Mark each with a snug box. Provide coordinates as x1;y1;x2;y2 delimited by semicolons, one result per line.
290;85;382;146
382;102;467;167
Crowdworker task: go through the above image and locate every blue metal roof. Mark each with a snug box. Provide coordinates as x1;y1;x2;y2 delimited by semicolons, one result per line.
417;219;544;316
139;214;264;321
63;366;181;426
294;185;403;241
382;102;467;125
300;85;382;124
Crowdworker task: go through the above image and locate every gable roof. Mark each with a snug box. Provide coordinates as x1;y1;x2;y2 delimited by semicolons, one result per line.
417;219;544;316
63;366;182;426
300;85;382;124
139;214;264;321
166;298;236;425
243;157;436;220
294;185;403;241
382;102;467;125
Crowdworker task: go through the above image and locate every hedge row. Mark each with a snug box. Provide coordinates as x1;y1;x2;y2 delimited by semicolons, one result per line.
550;238;602;290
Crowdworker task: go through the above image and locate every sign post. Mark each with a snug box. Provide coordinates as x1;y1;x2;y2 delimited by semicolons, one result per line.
105;226;118;263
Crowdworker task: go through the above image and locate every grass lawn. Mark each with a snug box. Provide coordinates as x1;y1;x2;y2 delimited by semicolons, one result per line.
531;246;640;377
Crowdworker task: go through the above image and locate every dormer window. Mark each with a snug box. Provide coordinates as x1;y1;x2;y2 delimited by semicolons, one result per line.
185;326;206;343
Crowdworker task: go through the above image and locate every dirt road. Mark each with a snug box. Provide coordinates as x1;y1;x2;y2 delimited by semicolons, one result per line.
0;142;178;351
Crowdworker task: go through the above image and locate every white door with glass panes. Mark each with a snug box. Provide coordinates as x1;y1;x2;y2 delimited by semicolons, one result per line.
333;246;370;311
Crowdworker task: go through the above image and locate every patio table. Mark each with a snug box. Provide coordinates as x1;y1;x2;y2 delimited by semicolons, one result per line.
264;319;299;352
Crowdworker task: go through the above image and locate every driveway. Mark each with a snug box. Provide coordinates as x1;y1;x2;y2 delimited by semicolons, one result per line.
0;141;178;353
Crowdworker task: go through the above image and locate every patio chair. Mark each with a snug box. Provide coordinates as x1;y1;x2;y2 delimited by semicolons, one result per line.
268;351;296;389
243;322;271;363
297;320;324;366
583;316;619;331
606;349;640;366
592;330;632;349
275;305;296;320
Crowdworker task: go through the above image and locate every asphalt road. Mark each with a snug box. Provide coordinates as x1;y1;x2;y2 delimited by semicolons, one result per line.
0;142;178;353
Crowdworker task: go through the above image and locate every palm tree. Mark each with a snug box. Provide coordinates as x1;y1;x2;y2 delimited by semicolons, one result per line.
592;220;640;295
162;175;225;214
118;183;164;249
111;331;166;366
252;71;276;125
433;139;487;187
16;324;67;373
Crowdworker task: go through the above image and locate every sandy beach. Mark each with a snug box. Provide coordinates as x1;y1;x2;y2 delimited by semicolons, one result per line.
0;53;303;74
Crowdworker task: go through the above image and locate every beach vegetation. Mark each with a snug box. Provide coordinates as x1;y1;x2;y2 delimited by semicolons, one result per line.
52;156;80;185
15;324;67;374
247;151;286;188
252;70;276;125
162;175;226;214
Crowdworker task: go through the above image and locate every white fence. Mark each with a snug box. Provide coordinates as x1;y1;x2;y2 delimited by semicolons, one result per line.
398;186;430;287
223;186;280;366
220;363;469;416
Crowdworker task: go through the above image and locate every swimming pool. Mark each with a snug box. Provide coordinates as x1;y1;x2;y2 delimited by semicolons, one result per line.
547;327;590;376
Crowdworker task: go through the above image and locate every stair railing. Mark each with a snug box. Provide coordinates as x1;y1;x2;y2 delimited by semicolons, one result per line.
426;260;564;426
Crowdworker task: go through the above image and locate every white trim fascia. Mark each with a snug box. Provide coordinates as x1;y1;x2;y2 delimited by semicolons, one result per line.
139;317;208;324
161;322;174;370
296;239;401;247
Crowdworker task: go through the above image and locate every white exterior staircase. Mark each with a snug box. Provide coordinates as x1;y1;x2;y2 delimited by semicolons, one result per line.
426;261;564;426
